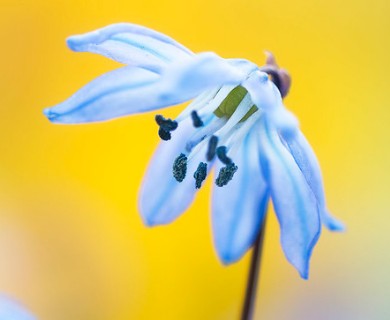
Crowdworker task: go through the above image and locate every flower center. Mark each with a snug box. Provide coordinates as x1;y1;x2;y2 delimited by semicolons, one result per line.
214;86;258;122
157;85;263;190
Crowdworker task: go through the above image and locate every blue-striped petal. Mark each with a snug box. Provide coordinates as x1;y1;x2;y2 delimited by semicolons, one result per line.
281;130;345;231
139;117;207;225
67;23;194;73
212;127;269;264
0;296;35;320
44;53;247;124
44;66;159;123
258;117;321;279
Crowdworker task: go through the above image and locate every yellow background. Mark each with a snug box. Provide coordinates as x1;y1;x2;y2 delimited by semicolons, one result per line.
1;0;389;319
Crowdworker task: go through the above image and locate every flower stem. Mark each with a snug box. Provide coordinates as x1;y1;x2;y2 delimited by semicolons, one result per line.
241;217;267;320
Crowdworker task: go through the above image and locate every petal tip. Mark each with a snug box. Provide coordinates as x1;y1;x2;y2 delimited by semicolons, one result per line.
138;206;177;227
217;249;241;265
300;269;309;280
66;36;83;52
323;210;346;232
141;216;157;227
328;220;346;232
43;108;58;122
297;259;310;280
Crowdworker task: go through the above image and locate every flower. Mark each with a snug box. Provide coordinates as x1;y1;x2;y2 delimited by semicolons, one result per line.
43;23;344;279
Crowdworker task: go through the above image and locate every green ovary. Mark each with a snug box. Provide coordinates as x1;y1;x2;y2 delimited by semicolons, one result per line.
214;86;258;122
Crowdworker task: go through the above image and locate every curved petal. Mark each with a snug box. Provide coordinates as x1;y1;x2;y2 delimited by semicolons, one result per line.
227;58;259;76
281;130;345;231
258;117;321;279
43;66;159;123
139;118;209;225
242;71;299;136
44;53;247;124
212;127;269;264
67;23;194;73
0;296;35;320
158;52;250;101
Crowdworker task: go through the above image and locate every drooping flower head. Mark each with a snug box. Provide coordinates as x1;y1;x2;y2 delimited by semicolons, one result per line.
44;23;344;279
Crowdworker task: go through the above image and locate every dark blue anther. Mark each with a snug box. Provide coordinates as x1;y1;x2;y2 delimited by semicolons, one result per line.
155;114;178;140
173;153;187;182
206;135;219;161
215;163;238;187
158;127;171;141
191;110;204;128
193;162;207;189
155;115;178;131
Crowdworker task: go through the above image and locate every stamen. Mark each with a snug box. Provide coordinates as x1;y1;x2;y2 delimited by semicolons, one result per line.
193;162;207;189
197;85;236;118
216;146;232;165
214;93;253;138
191;110;204;127
186;116;226;153
173;153;187;182
176;88;220;122
225;111;262;156
206;135;218;161
215;163;238;187
155;114;178;140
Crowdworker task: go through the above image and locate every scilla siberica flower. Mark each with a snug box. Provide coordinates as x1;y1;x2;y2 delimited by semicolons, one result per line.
44;23;344;279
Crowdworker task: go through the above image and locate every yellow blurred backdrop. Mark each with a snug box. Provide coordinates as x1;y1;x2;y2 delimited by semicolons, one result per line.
0;0;389;319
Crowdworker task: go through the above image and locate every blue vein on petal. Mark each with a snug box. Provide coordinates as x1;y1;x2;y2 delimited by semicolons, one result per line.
111;35;171;63
263;118;320;270
46;79;156;120
145;115;215;225
224;133;268;262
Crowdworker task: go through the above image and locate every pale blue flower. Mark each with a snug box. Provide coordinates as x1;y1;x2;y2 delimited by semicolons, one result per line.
0;295;35;320
44;23;344;279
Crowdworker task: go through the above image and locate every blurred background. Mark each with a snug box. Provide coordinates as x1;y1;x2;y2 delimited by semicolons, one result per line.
0;0;389;319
